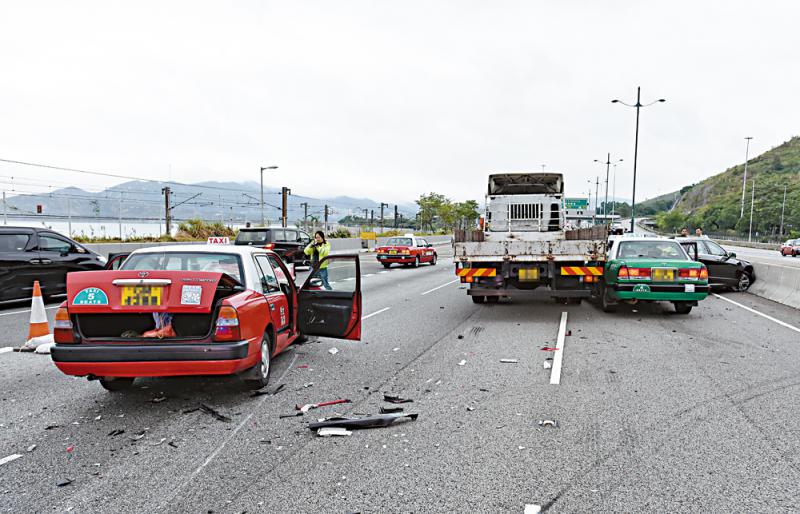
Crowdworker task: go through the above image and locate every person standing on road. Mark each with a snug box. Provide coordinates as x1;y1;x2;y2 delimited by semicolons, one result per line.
695;227;704;237
680;227;689;237
305;231;332;290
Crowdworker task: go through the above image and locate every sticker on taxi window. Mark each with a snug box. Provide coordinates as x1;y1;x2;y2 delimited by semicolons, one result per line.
73;287;109;305
181;285;202;305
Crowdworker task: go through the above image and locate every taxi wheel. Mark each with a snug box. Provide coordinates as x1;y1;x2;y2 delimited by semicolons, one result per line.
382;263;391;269
430;254;437;266
600;284;618;313
673;302;693;314
244;333;272;390
412;256;420;268
99;377;135;392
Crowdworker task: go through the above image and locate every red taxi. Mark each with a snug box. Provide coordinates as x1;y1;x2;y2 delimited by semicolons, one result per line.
780;239;799;257
375;234;438;268
51;245;361;391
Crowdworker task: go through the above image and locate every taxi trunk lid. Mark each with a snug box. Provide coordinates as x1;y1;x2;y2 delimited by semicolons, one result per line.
66;271;243;341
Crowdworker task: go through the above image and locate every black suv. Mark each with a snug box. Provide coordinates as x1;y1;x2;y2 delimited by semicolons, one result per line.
677;236;756;291
234;227;312;266
0;227;107;302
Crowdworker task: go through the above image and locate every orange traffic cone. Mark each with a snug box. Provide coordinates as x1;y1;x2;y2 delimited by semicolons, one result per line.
28;281;50;340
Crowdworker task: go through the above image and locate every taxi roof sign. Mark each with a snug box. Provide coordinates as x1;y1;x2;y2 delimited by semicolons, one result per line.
207;236;230;244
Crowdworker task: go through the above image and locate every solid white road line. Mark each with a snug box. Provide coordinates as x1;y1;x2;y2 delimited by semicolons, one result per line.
712;293;800;334
378;271;389;274
420;278;459;296
549;312;568;385
0;454;22;466
363;274;374;277
0;305;59;317
0;347;13;354
362;307;390;320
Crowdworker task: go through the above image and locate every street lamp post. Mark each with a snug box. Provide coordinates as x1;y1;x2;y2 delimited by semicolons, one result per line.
611;163;619;217
740;137;753;218
612;87;665;233
748;178;756;242
260;166;278;226
594;154;623;223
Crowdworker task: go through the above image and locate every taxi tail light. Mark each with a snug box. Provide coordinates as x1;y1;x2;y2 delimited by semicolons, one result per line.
699;266;708;280
262;243;275;250
679;268;701;280
401;250;411;255
627;267;651;279
213;306;241;342
53;306;75;344
618;266;629;279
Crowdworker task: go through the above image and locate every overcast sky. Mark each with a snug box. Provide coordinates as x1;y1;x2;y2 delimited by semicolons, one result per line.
1;1;798;205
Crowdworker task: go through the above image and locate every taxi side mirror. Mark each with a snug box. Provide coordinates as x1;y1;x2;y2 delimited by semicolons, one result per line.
308;278;324;288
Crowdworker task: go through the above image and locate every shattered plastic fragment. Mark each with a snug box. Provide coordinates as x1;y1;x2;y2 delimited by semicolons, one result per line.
543;361;552;369
458;360;466;366
317;427;352;437
199;404;232;422
383;394;413;404
540;347;559;352
26;445;36;453
328;347;339;355
380;406;404;414
295;399;351;413
524;505;542;514
538;419;559;428
457;335;464;339
308;412;419;431
500;359;518;364
56;478;73;487
151;397;167;403
107;429;125;437
466;406;475;412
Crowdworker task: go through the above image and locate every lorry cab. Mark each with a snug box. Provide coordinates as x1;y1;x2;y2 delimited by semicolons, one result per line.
485;173;564;232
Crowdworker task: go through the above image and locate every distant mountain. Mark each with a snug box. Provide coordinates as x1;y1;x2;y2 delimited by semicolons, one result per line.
642;136;800;236
3;180;419;226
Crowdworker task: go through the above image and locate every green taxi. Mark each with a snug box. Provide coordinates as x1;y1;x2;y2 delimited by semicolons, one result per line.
598;236;710;314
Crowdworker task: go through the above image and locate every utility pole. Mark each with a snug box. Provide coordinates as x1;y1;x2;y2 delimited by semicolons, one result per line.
595;154;623;222
370;210;374;230
380;202;388;233
300;202;309;230
394;205;398;228
363;208;368;228
779;185;787;236
118;192;123;240
748;179;755;242
611;163;618;218
324;205;329;232
260;166;278;227
594;177;600;225
162;187;171;236
281;187;291;228
740;137;753;218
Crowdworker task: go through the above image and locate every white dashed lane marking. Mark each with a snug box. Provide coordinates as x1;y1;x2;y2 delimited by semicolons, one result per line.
549;312;568;385
362;307;390;320
420;279;460;296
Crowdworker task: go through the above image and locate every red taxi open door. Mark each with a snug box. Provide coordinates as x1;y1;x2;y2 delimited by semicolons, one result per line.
297;255;362;341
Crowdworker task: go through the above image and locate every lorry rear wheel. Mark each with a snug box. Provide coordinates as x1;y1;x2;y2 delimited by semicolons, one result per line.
486;296;499;304
471;295;485;304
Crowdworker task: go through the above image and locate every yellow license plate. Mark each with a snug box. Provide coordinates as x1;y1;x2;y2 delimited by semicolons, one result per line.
519;268;539;281
389;250;397;255
121;286;163;306
653;269;675;282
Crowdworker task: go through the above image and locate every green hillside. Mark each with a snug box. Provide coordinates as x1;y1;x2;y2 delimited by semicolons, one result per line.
653;136;800;239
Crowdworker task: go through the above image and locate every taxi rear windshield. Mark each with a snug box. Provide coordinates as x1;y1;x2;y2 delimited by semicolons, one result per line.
617;241;687;260
121;252;244;282
386;237;413;246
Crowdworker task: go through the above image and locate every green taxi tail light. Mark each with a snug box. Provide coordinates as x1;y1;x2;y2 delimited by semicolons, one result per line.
619;267;651;280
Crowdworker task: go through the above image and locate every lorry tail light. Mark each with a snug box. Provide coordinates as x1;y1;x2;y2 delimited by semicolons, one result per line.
584;275;596;283
618;266;629;279
54;306;75;344
465;276;474;283
262;244;275;250
699;266;708;280
214;306;241;342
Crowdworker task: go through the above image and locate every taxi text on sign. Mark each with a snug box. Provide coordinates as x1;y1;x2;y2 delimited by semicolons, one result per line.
207;236;230;244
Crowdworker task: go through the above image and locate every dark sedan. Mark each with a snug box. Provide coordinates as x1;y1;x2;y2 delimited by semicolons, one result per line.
0;227;107;302
234;227;312;266
677;237;755;291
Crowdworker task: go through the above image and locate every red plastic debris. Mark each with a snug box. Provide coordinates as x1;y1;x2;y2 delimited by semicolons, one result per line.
566;330;572;336
540;347;560;352
66;445;74;453
297;364;309;369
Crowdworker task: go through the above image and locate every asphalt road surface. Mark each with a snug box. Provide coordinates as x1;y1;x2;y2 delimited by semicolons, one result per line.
2;245;800;513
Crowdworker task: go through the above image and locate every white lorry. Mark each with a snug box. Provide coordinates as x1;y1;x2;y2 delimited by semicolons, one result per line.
453;172;608;303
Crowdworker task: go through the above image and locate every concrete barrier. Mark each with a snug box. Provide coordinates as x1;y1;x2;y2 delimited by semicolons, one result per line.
748;262;800;310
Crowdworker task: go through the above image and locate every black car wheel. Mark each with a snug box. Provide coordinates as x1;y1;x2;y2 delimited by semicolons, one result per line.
244;333;272;390
471;295;485;304
673;302;693;314
600;284;618;313
382;263;391;269
430;254;437;266
736;271;752;292
99;377;135;392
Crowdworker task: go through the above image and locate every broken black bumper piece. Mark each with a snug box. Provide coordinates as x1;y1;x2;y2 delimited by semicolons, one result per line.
308;412;418;430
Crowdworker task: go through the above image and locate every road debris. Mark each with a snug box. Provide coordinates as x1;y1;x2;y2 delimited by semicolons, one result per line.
457;335;464;339
538;419;559;428
383;394;413;404
26;445;36;453
151;396;167;403
66;445;75;453
0;454;22;466
168;441;178;448
458;359;467;366
302;382;314;388
151;438;167;446
130;431;146;441
308;412;419;431
466;406;476;412
543;361;552;369
182;407;199;414
380;406;404;414
500;359;518;364
34;341;56;354
317;427;352;437
540;347;560;352
328;347;339;355
279;413;303;419
107;429;125;437
392;347;400;352
199;404;232;422
297;364;310;369
56;478;73;487
524;505;542;514
296;399;351;413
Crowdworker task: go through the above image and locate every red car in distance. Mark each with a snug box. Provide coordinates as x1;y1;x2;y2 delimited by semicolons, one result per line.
375;234;438;269
780;239;799;257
